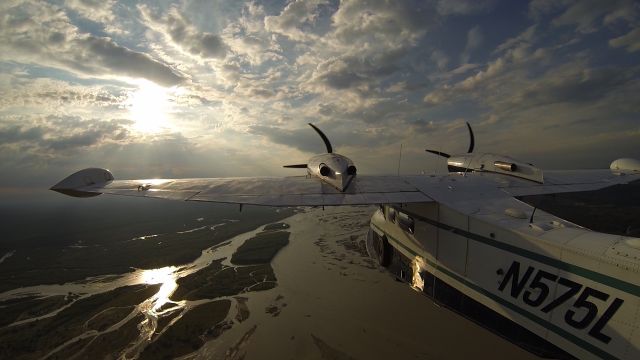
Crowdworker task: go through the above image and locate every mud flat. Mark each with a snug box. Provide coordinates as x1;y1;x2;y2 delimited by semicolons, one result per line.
139;300;231;360
231;228;290;265
170;259;277;301
0;205;295;293
171;229;290;301
0;284;159;359
0;295;72;327
0;219;295;360
194;207;540;360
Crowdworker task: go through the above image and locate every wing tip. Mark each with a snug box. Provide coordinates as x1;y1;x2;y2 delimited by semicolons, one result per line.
51;168;114;197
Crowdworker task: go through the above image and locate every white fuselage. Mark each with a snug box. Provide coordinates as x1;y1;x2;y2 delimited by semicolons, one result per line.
368;201;640;360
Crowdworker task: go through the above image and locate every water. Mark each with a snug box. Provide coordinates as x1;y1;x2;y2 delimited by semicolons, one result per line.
0;220;275;359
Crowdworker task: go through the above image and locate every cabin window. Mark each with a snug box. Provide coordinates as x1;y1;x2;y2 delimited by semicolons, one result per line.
397;211;415;234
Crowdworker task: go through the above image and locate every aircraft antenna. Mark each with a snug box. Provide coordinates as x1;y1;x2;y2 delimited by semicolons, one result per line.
397;143;403;176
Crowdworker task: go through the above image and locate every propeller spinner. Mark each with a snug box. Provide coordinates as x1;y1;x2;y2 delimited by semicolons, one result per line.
284;123;356;192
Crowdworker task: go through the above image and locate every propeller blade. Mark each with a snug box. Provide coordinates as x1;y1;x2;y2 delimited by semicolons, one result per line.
283;164;308;168
308;123;333;153
425;149;451;158
466;122;475;153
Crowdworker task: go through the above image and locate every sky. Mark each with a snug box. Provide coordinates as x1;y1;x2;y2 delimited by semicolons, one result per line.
1;0;639;192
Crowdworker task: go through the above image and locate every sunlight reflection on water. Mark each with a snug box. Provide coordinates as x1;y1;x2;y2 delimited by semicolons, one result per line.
139;266;181;312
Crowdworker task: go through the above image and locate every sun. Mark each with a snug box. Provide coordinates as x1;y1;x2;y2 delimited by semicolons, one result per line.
127;81;174;133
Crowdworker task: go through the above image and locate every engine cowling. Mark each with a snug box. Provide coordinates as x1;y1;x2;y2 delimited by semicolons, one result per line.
447;153;544;183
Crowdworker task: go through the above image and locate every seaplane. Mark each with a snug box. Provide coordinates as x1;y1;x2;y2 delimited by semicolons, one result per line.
51;123;640;360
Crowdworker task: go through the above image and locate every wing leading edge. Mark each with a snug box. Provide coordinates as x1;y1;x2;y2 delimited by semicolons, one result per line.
51;164;640;209
50;168;433;206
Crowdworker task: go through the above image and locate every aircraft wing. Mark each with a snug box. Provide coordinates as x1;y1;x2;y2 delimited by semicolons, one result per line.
51;167;639;208
50;168;433;206
483;170;640;197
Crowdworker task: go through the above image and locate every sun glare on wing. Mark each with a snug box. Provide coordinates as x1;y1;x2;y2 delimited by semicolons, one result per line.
128;81;174;133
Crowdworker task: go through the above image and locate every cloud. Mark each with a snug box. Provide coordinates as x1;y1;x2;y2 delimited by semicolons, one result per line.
1;0;639;188
431;49;449;70
0;78;127;110
0;116;133;152
138;4;227;60
312;53;399;90
219;3;284;67
295;0;439;103
503;66;639;110
64;0;116;27
0;1;185;86
328;0;434;50
434;0;497;16
0;126;45;144
494;25;537;54
80;36;186;86
423;35;549;105
248;122;403;154
610;28;640;52
550;0;637;33
461;26;483;63
264;0;328;41
528;0;570;20
0;115;137;187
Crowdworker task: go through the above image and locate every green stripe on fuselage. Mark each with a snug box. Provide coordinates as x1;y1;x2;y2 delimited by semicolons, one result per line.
371;221;620;360
400;208;640;297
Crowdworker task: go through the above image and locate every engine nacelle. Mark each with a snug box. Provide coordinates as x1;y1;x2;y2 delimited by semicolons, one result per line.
307;153;357;191
447;153;544;183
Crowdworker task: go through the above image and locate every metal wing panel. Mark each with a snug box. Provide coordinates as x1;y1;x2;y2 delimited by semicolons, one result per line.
384;191;432;204
181;176;435;206
63;171;435;206
467;170;640;197
350;176;419;192
361;193;391;204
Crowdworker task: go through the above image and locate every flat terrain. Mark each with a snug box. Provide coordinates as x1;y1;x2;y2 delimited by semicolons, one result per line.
3;183;638;359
